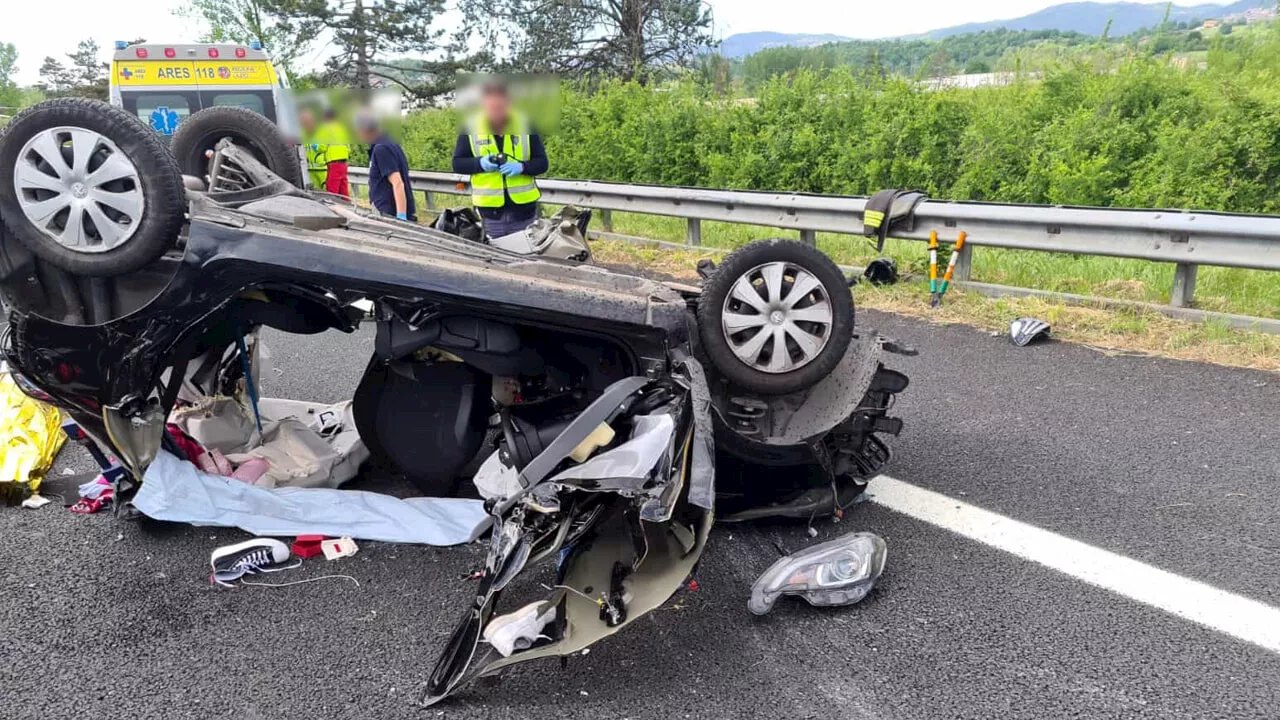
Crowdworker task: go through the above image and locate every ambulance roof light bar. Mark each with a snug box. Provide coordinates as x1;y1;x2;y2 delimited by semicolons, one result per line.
111;43;271;60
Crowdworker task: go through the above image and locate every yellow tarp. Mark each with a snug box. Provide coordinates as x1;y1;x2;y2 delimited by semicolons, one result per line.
0;372;65;491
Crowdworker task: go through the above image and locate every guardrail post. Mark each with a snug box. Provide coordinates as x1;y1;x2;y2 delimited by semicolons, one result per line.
1171;263;1198;308
424;191;435;210
799;229;817;246
687;218;702;246
599;209;613;232
953;243;973;282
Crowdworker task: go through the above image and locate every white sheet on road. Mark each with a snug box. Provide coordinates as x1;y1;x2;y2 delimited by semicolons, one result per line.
133;450;490;546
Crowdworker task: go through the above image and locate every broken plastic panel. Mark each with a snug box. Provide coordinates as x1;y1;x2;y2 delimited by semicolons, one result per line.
748;532;887;615
1009;317;1051;347
550;413;674;487
483;601;556;657
473;449;522;501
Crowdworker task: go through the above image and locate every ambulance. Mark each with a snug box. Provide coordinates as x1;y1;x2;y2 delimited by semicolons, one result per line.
108;41;297;139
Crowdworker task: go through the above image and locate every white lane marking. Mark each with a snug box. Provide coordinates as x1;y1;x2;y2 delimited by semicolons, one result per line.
869;474;1280;655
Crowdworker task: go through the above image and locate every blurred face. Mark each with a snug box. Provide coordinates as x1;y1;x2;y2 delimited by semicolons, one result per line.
299;109;316;133
482;87;511;126
357;125;378;144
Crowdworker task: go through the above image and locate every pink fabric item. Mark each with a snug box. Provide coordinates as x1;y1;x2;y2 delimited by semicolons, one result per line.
196;452;218;475
194;450;215;474
196;449;234;476
231;457;270;484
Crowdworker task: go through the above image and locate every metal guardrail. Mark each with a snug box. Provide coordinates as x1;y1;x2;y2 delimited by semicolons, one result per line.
348;167;1280;315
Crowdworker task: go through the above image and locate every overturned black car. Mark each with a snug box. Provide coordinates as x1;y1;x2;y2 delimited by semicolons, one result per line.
0;99;910;703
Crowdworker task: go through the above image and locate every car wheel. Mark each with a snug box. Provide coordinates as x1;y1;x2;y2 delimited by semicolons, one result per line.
170;106;305;188
698;239;853;395
0;98;185;277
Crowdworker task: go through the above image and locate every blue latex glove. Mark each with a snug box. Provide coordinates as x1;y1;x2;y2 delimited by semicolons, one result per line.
395;212;407;221
479;155;501;172
499;160;525;177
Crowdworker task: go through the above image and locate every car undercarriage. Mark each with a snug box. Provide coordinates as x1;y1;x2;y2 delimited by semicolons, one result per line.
0;98;911;703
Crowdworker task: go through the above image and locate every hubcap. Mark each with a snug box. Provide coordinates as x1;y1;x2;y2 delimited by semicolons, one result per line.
13;126;145;253
720;261;834;374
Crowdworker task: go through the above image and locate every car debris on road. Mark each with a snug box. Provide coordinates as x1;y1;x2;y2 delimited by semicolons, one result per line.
1010;318;1052;346
0;98;914;704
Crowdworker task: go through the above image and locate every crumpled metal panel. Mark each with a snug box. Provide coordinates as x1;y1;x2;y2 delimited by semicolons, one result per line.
675;355;716;511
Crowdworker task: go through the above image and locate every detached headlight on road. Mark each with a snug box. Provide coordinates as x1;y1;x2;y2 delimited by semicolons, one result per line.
748;532;887;615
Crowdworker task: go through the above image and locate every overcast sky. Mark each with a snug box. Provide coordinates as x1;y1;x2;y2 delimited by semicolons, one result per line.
5;0;1214;85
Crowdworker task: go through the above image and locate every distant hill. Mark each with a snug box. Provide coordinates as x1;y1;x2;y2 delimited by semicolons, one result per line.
719;1;1273;63
720;32;854;59
927;0;1270;39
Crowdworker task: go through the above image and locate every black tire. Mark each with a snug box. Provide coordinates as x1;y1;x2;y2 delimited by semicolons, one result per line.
169;106;304;188
0;98;185;277
698;239;853;395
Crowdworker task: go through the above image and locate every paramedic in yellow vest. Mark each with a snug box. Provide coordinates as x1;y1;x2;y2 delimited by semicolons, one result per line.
451;78;547;238
301;108;352;197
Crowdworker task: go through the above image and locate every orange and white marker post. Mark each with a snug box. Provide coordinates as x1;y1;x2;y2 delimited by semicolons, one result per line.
930;230;967;308
928;230;940;306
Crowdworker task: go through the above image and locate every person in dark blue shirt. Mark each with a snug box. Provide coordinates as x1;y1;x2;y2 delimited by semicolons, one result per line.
357;114;416;222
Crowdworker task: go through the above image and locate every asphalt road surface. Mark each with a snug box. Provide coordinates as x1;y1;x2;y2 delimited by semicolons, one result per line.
3;309;1278;720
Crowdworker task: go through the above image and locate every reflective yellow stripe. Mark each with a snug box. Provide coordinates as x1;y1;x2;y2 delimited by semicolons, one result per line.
864;209;885;227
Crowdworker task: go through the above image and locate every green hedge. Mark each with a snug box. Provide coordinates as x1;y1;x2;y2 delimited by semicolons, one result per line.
394;32;1280;215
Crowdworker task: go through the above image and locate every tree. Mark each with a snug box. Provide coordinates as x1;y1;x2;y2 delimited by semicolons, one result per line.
177;0;318;80
964;59;992;74
863;48;887;83
38;40;107;99
693;52;731;94
922;48;953;78
0;42;20;109
0;43;16;86
260;0;458;99
458;0;715;83
67;40;108;93
37;57;72;94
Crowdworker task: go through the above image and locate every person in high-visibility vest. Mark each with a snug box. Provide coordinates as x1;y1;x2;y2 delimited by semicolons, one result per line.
300;108;324;188
451;78;548;238
301;108;352;197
